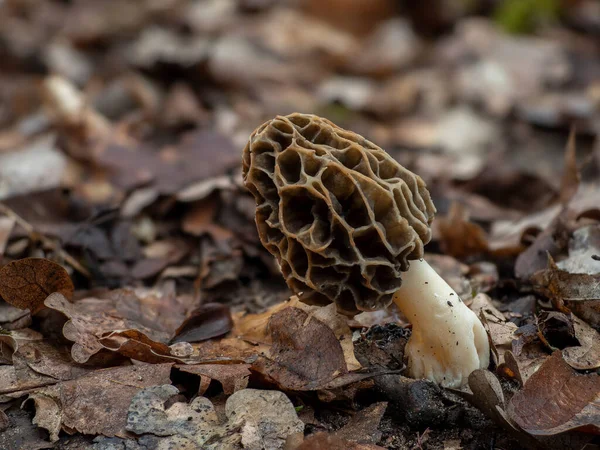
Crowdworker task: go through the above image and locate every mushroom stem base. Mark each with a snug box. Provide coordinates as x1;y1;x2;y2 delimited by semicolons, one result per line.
392;258;490;388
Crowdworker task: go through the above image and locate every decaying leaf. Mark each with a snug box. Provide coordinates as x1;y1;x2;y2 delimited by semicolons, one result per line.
531;256;600;329
461;370;540;448
471;293;517;364
27;363;172;440
0;404;53;450
14;340;92;381
333;402;387;445
436;202;489;259
44;286;190;363
176;363;251;395
171;303;233;344
0;328;43;364
27;393;62;442
291;432;386;450
0;361;58;397
507;351;600;436
0;258;74;314
256;306;348;391
562;316;600;370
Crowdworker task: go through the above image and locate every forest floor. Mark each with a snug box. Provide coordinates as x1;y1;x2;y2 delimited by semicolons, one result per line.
0;1;599;449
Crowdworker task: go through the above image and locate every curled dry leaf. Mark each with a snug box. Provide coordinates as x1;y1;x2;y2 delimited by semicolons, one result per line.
44;286;189;363
0;258;74;314
171;303;233;344
0;328;43;364
461;370;541;448
471;293;517;361
507;351;600;436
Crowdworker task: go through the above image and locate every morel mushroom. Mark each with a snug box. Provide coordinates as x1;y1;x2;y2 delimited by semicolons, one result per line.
242;113;489;388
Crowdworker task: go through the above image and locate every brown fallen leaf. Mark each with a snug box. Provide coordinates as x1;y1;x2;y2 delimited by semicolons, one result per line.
333;402;387;445
435;202;489;260
292;432;385;450
170;303;233;344
182;196;234;241
98;329;181;364
0;258;74;314
471;293;517;365
459;370;541;448
0;328;43;364
507;351;600;436
131;238;191;279
0;360;61;397
562;315;600;370
26;363;172;440
531;255;600;329
14;340;92;381
44;284;190;363
176;363;251;395
257;306;348;391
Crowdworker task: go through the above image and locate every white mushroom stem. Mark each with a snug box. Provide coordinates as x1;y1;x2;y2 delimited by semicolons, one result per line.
392;258;490;388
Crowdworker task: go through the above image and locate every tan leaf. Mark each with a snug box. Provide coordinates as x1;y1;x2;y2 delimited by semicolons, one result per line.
0;258;74;314
436;203;489;259
256;306;348;391
176;363;251;395
27;393;62;442
44;285;189;363
563;315;600;370
531;256;600;329
507;351;600;435
28;363;172;438
292;432;385;450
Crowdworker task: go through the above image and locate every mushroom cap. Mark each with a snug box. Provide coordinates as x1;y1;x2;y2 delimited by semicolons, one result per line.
242;113;436;315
